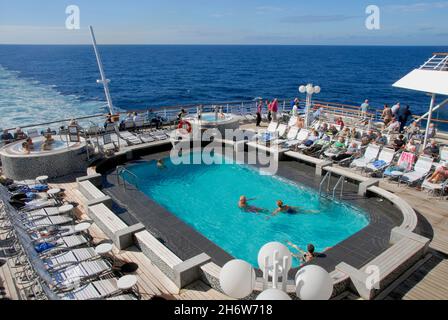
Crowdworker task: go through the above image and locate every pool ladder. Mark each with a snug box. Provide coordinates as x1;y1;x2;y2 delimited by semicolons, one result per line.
117;166;139;190
319;172;345;199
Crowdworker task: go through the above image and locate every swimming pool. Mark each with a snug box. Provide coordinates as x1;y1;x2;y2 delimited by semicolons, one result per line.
121;153;369;267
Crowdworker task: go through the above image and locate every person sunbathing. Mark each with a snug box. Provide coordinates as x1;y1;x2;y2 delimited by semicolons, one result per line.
428;162;448;183
238;196;267;213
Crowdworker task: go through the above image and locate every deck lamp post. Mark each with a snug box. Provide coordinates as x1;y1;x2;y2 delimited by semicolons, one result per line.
219;242;333;300
299;84;321;128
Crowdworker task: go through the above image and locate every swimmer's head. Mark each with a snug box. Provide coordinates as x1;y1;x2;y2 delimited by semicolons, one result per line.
239;196;247;203
307;244;315;254
277;200;283;207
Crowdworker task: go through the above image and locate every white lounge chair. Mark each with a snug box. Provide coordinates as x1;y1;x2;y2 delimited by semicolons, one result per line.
276;127;299;146
22;215;74;231
400;156;434;186
350;144;381;170
365;147;395;175
35;234;91;255
43;247;100;272
421;177;448;198
61;277;134;300
51;259;112;291
119;131;142;145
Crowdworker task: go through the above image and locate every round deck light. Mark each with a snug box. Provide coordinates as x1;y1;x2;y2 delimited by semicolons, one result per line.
257;242;292;275
299;85;306;93
219;259;256;299
295;265;333;300
306;85;315;95
314;86;321;94
256;288;291;300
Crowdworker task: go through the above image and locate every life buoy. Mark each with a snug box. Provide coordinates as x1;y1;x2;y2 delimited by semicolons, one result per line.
178;120;192;133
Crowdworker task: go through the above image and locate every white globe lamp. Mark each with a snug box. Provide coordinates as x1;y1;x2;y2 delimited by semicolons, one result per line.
256;288;292;301
299;85;306;93
258;242;292;275
314;86;321;94
219;260;256;299
295;265;333;300
306;85;314;95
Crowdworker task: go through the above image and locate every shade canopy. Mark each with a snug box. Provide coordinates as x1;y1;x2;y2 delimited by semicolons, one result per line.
393;69;448;96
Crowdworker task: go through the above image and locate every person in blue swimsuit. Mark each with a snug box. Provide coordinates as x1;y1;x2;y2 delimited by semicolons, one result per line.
272;200;319;216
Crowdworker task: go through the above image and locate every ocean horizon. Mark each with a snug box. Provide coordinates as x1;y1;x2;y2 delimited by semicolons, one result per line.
1;44;447;129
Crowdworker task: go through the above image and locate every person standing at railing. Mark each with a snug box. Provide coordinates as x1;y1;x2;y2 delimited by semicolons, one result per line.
271;98;279;121
391;102;400;117
360;99;369;118
256;100;263;127
1;129;14;145
291;100;299;118
381;104;393;128
398;105;412;133
267;100;272;122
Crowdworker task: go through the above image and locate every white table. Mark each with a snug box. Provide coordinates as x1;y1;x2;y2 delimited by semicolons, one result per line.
117;275;138;291
47;188;61;198
95;242;113;255
58;204;74;215
74;221;92;233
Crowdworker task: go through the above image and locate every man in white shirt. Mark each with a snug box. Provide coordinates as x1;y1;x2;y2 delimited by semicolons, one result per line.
291;103;299;117
391;102;400;116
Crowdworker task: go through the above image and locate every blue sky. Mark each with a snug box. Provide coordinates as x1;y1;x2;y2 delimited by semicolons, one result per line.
0;0;447;44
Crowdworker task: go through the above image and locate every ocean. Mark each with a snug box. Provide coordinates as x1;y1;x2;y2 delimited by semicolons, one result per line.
1;45;447;129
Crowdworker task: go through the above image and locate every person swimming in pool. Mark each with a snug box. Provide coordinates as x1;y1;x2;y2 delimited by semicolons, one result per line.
156;159;166;169
238;196;267;214
272;200;319;216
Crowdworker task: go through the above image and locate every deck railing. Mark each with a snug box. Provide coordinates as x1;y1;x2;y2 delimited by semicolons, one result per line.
1;97;447;135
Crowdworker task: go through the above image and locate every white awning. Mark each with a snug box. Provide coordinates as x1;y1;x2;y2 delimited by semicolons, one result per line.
393;69;448;96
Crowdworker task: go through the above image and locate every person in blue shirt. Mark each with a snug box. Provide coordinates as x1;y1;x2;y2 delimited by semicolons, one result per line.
1;129;14;144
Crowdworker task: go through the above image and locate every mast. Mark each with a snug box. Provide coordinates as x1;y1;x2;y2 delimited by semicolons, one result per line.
89;25;115;115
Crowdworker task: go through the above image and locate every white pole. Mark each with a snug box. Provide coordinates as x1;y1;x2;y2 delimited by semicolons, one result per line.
89;26;114;115
423;93;437;149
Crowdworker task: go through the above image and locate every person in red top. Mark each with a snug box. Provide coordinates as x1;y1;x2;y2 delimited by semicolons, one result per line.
271;98;279;121
336;117;345;129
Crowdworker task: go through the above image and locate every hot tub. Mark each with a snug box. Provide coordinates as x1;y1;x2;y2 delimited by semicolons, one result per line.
0;135;88;180
184;112;243;135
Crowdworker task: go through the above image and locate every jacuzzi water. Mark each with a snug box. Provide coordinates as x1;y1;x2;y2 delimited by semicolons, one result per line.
122;153;369;267
11;139;68;154
199;113;232;122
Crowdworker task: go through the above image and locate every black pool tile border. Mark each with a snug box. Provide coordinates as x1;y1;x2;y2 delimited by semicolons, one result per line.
102;150;432;274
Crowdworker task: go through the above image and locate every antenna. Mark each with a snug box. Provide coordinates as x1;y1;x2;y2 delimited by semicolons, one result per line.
89;25;114;115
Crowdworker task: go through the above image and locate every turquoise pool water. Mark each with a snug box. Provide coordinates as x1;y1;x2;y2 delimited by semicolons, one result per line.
122;153;369;267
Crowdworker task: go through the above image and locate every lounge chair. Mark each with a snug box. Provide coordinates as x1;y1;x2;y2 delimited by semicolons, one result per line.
43;247;101;272
50;259;112;292
139;133;155;143
276;127;299;146
383;152;416;180
350;144;381;170
61;277;135;300
30;221;93;242
421;177;448;198
22;215;74;231
365;147;395;175
399;156;434;186
34;234;91;255
119;131;142;145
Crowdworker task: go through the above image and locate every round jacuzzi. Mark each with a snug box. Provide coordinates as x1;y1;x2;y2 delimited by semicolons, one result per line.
0;135;88;180
184;113;242;135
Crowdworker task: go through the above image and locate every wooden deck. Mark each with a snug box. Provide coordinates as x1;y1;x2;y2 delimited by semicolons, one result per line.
50;177;229;300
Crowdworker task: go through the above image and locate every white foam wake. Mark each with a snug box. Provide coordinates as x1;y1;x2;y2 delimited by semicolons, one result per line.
0;65;108;129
